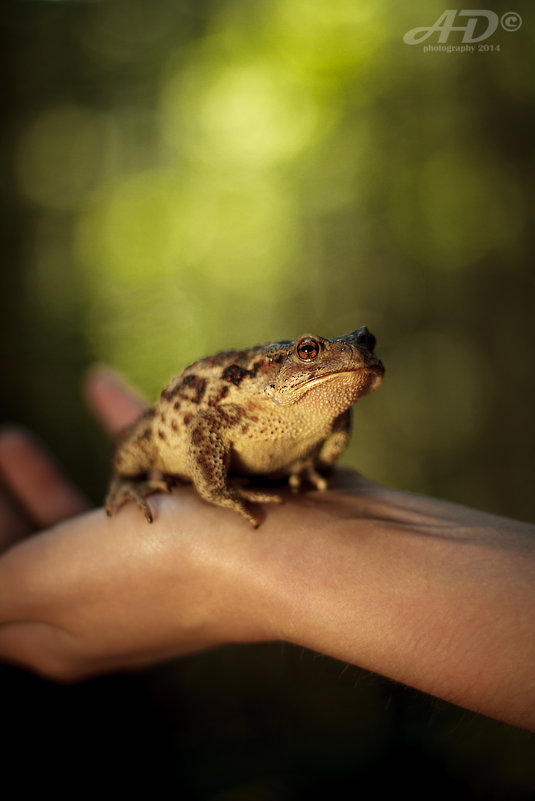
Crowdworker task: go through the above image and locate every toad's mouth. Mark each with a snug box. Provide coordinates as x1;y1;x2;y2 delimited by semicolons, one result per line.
268;364;384;407
298;364;384;393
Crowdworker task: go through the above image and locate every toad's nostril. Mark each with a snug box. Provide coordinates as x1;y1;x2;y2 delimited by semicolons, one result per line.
354;326;376;352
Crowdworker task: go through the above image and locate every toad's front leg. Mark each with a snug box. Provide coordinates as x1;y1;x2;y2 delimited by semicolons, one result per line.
186;409;281;528
105;408;173;522
288;410;351;493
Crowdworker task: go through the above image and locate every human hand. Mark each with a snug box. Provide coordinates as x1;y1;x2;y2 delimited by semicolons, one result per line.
0;369;283;677
0;372;389;680
0;369;534;732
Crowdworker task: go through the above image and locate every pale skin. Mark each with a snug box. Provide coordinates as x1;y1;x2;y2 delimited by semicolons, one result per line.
0;369;534;732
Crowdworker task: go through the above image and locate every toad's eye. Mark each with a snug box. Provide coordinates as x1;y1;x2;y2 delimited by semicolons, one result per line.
296;337;320;360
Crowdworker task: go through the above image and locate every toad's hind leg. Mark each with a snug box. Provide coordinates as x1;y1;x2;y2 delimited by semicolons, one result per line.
105;474;172;523
106;408;168;522
112;408;156;476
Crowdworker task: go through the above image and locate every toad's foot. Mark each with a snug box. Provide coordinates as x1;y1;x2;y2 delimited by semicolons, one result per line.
206;485;283;529
105;474;172;523
288;465;328;494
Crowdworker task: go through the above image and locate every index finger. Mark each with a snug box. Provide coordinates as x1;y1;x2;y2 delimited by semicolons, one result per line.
84;368;148;436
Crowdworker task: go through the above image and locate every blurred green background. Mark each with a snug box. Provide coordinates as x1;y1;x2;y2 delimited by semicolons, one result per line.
1;0;534;798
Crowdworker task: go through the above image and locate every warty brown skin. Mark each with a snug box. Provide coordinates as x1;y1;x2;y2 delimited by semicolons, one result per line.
105;327;384;526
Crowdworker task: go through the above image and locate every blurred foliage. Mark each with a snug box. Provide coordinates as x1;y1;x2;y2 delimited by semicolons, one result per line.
2;0;535;517
1;0;535;798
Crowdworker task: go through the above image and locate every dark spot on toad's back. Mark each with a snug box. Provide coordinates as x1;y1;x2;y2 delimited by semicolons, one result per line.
208;385;230;406
222;363;247;386
180;374;207;404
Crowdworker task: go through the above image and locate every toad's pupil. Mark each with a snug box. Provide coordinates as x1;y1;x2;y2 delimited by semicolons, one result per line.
298;340;318;359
